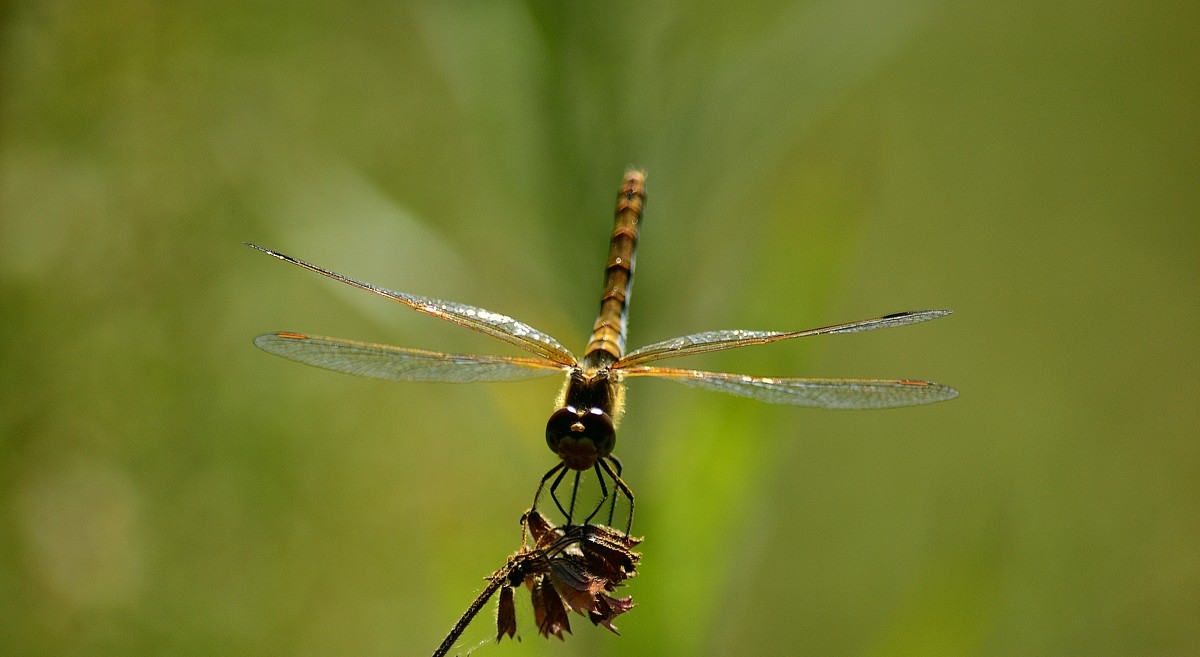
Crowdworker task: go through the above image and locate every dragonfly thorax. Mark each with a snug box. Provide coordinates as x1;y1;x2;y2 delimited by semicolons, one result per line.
546;405;615;471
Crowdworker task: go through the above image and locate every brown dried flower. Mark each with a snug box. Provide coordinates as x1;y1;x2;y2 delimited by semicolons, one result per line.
530;574;572;639
513;510;641;639
430;510;642;657
495;586;517;641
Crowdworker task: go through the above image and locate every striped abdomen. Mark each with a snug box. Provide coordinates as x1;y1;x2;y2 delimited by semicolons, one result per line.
583;170;647;368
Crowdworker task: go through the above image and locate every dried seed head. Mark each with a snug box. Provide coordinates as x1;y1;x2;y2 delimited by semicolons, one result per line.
496;586;517;641
574;524;642;586
523;509;561;547
502;510;643;639
531;576;571;639
590;591;636;634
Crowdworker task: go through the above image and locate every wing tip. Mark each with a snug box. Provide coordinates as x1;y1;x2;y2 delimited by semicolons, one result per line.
891;309;953;320
915;381;960;405
245;242;294;262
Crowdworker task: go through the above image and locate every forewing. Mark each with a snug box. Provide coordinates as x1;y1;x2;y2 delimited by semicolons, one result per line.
617;310;951;367
255;333;569;383
621;366;959;409
247;243;578;367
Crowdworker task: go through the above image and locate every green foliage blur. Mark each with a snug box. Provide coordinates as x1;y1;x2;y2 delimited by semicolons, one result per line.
2;1;1197;655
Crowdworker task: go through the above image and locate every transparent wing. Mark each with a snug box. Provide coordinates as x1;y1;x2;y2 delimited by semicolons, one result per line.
255;333;570;383
620;366;959;409
616;310;951;368
247;243;578;367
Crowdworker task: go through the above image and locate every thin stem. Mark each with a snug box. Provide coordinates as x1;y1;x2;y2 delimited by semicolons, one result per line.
430;568;508;657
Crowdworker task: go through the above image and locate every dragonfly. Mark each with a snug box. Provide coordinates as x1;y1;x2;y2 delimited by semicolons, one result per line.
248;170;958;533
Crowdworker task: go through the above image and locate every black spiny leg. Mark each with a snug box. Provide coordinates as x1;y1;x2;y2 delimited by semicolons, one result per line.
526;462;565;544
529;464;567;537
566;470;582;524
599;456;635;536
604;454;625;526
581;461;612;526
547;466;572;522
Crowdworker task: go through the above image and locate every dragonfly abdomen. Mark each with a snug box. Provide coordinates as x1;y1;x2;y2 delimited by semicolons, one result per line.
584;170;646;368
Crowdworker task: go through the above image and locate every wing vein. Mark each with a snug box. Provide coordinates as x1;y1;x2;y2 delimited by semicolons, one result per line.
621;366;959;409
247;243;578;366
255;333;569;383
616;310;951;367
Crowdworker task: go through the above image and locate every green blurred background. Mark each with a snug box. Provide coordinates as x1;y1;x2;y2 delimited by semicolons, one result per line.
2;1;1197;655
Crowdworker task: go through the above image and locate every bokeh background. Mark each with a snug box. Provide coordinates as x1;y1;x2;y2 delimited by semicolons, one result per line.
2;1;1197;655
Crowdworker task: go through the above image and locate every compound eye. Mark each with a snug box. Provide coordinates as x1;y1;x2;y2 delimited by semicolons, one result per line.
546;406;579;450
545;406;616;456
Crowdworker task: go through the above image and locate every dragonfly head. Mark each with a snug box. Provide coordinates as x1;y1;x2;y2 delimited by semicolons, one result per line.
546;405;615;471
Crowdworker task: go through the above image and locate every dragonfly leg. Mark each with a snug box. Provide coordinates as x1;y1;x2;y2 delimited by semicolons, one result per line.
546;465;573;522
599;456;635;536
604;455;624;526
581;462;612;526
528;462;567;544
566;470;582;524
